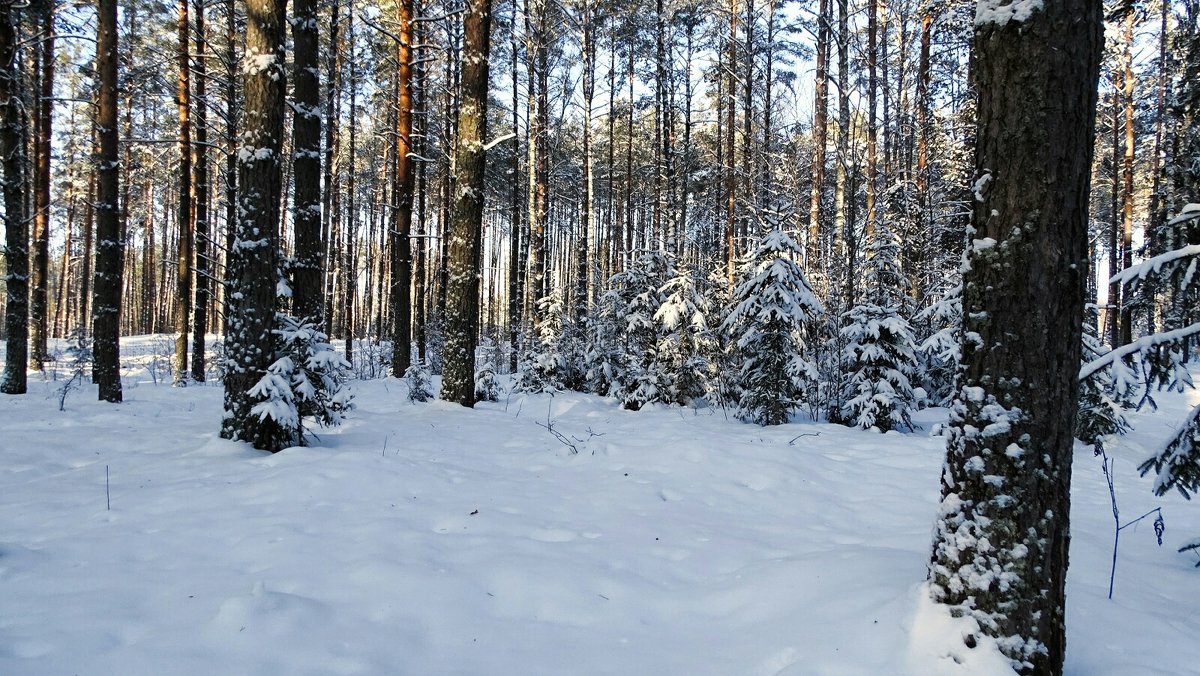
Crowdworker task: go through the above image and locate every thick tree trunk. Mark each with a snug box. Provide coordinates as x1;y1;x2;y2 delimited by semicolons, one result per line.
221;0;289;451
928;3;1102;673
93;0;124;403
0;0;28;394
440;0;493;406
291;0;323;323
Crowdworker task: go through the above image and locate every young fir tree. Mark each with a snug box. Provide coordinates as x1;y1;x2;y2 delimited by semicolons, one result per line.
248;314;353;447
584;284;624;397
654;265;714;407
917;282;962;407
514;293;567;393
839;227;920;431
614;252;673;410
722;229;823;426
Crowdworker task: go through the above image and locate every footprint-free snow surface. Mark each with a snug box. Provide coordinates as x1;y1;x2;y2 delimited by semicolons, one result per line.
1;341;1198;675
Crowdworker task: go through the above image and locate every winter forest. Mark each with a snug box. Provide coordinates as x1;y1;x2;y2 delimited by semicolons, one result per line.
2;0;1200;673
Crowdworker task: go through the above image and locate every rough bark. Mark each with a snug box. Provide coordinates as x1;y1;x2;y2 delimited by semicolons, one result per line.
191;0;210;381
174;0;194;384
291;0;323;324
808;0;828;265
221;0;289;451
0;0;28;394
389;0;415;375
28;3;52;369
93;0;124;403
440;0;492;406
928;3;1102;673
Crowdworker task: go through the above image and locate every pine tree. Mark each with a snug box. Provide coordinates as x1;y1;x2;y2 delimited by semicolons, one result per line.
0;0;29;395
839;227;920;432
439;0;493;406
722;229;823;426
927;3;1103;671
92;0;124;403
221;0;290;451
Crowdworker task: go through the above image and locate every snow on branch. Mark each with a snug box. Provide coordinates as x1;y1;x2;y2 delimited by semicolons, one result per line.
1109;245;1200;288
1078;322;1200;382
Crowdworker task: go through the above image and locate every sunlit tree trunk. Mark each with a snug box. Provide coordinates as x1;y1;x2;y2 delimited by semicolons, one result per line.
928;3;1102;673
441;0;494;406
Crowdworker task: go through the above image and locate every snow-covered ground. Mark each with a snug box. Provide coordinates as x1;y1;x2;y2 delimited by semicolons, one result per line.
0;336;1197;675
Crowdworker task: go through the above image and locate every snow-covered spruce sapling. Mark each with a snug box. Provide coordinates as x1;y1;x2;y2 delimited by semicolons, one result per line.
248;314;354;447
837;226;920;432
721;229;823;426
404;361;434;402
57;327;93;411
654;266;715;407
475;361;502;402
514;293;568;394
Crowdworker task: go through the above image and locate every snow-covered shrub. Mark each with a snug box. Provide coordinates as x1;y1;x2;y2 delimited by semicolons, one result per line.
404;361;434;402
250;314;354;446
475;362;502;402
722;229;823;426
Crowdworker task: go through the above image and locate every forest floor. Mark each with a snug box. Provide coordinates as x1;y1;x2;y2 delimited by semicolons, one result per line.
1;336;1198;675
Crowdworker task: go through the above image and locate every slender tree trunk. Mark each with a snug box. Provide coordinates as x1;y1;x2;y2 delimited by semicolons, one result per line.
834;0;850;305
221;0;289;451
577;0;594;324
291;0;323;324
808;0;829;266
174;0;194;384
865;0;878;241
191;0;210;381
1119;10;1136;346
93;0;124;403
390;0;416;375
508;0;522;370
0;0;29;394
29;5;53;370
221;0;239;333
441;0;493;406
724;0;738;285
928;3;1102;673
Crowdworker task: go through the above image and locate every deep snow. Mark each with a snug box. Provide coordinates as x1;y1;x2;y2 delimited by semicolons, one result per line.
0;336;1197;675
